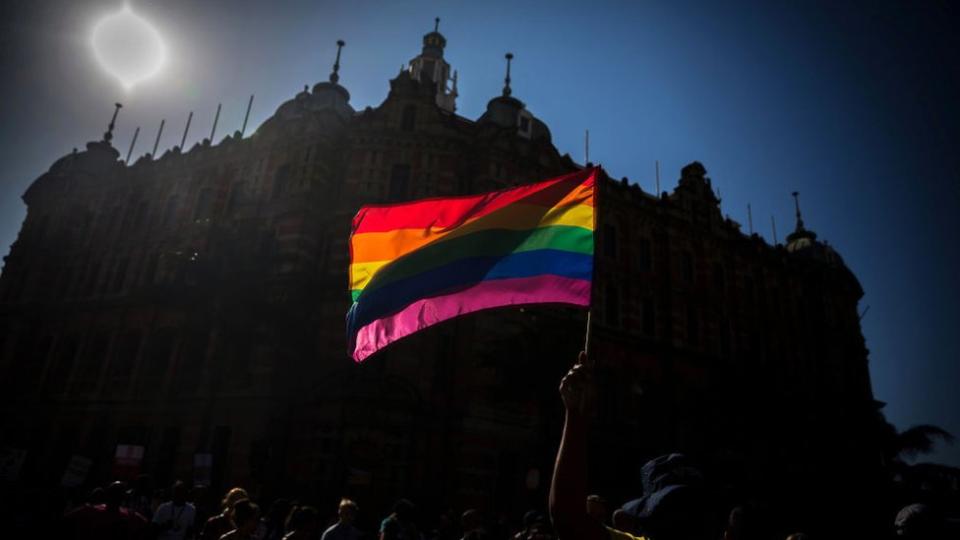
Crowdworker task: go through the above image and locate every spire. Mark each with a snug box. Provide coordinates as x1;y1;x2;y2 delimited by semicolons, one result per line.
503;53;513;97
103;102;122;143
434;16;440;32
792;191;805;231
330;39;345;84
786;190;817;246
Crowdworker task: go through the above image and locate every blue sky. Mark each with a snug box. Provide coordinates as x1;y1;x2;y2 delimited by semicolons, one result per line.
1;0;958;464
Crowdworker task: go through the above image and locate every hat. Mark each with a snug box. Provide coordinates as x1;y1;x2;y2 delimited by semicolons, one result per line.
619;454;704;532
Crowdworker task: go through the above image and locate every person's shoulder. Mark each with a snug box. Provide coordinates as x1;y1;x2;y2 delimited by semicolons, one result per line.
322;522;340;535
153;501;172;518
605;526;648;540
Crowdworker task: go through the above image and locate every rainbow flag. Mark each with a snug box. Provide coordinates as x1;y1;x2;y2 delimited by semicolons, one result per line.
347;168;596;362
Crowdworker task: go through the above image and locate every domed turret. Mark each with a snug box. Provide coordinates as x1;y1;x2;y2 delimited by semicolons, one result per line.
312;39;353;114
406;18;458;112
420;17;447;58
478;53;551;142
785;191;848;268
273;40;354;122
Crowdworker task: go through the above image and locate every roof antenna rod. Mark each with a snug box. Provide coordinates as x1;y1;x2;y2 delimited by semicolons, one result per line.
747;203;754;235
125;126;140;165
180;111;193;150
771;214;779;245
240;95;254;137
655;160;661;196
151;119;165;157
209;103;222;143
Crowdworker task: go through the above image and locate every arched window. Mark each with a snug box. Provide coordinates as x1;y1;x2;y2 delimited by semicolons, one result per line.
227;182;248;214
46;337;79;394
194;188;215;220
108;330;141;392
139;328;177;394
161;196;179;227
272;164;292;199
174;329;208;396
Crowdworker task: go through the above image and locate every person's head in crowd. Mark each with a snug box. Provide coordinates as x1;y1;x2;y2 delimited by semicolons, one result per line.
221;487;250;513
286;505;320;535
434;512;455;539
134;474;152;495
524;520;553;540
611;509;630;532
461;509;482;534
895;503;942;539
585;495;607;524
464;528;489;540
393;499;416;523
87;486;105;506
170;480;188;505
104;481;127;510
617;453;710;540
191;484;208;504
265;498;292;524
338;498;359;525
231;499;261;535
522;511;546;531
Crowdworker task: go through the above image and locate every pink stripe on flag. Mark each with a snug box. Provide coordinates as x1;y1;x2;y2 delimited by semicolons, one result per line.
351;275;591;362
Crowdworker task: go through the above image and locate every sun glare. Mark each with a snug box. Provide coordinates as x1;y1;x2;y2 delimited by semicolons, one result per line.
91;4;167;91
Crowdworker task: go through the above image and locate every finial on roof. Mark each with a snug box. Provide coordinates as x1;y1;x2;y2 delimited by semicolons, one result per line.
330;39;345;83
104;102;122;143
503;53;513;97
792;191;805;231
435;17;440;32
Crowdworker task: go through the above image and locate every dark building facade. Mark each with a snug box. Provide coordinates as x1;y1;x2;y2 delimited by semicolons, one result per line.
0;26;882;531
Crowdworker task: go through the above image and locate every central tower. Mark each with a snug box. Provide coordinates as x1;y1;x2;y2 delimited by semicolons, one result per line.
408;17;458;112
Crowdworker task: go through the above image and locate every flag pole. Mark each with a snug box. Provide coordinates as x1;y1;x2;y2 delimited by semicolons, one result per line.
583;311;592;358
582;164;598;374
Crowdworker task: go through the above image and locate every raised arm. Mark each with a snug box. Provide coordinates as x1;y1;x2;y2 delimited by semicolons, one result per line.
549;351;607;540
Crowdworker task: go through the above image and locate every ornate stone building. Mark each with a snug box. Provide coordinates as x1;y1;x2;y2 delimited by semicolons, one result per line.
0;24;880;529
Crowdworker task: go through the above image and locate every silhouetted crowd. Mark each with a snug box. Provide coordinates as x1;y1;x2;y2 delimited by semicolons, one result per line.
47;351;960;540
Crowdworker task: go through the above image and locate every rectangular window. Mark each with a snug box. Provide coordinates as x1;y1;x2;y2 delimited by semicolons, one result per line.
605;284;620;327
389;164;411;201
713;262;725;290
111;258;129;293
638;238;652;272
603;224;618;259
682;251;694;283
642;297;655;336
686;303;699;347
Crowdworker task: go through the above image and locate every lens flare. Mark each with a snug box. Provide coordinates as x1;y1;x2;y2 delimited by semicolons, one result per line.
91;5;166;90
